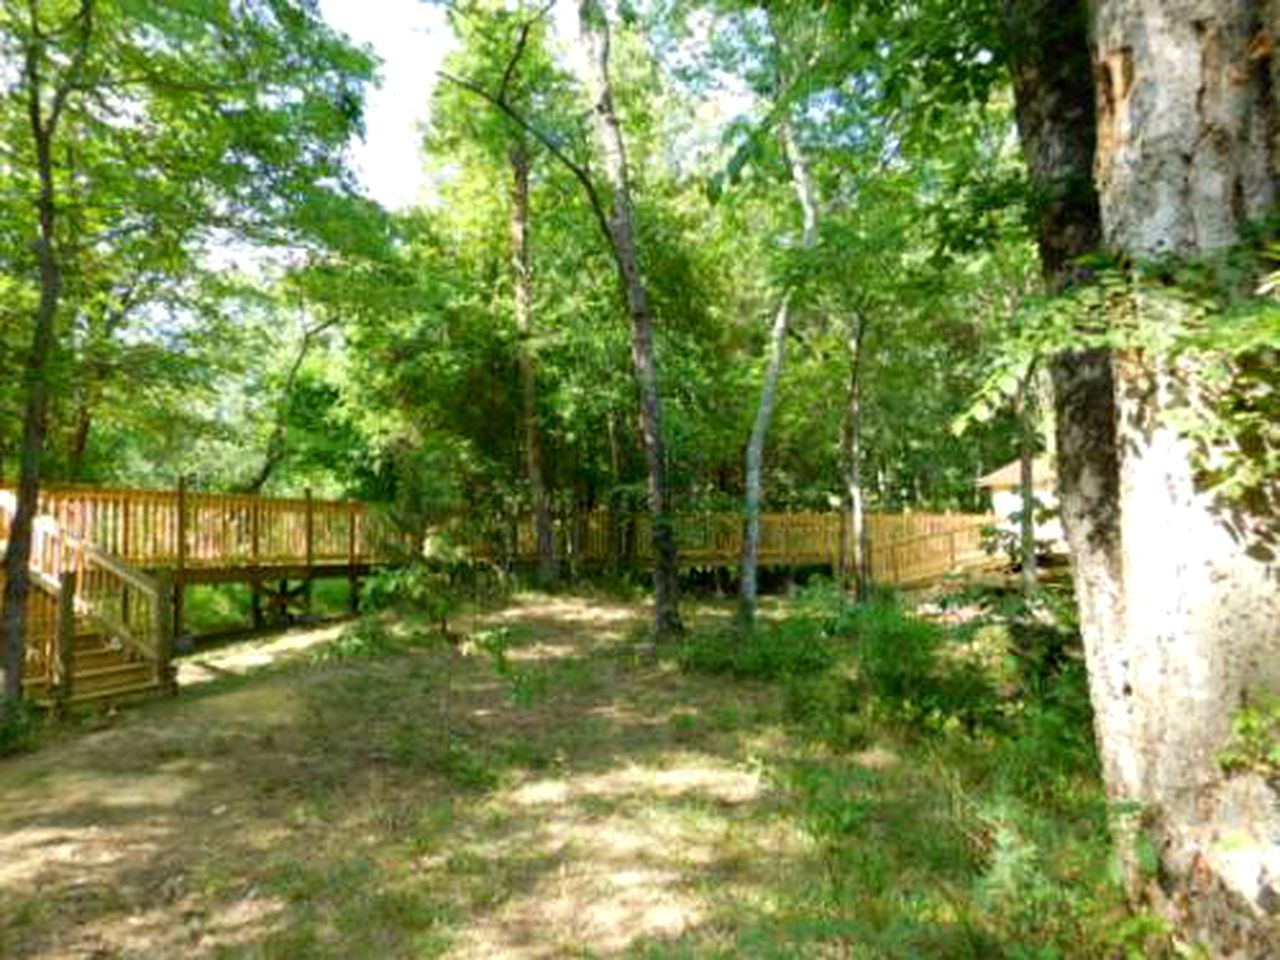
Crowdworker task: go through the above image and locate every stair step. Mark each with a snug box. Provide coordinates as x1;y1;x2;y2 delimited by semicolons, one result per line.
64;679;164;706
72;650;133;670
70;662;155;684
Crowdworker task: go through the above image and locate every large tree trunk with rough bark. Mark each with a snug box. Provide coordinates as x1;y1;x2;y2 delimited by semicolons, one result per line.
738;121;818;628
579;1;682;639
1008;0;1280;950
1088;2;1280;950
510;141;555;586
1000;7;1126;831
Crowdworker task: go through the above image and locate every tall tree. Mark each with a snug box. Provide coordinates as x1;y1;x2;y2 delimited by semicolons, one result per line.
1004;0;1280;948
738;120;816;627
0;0;373;703
1087;1;1280;948
578;0;683;638
509;138;556;585
0;0;93;703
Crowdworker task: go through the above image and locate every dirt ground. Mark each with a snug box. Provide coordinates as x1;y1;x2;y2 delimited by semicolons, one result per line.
0;595;813;958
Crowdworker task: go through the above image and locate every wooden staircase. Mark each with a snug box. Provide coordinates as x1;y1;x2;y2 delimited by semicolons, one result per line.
22;628;165;706
1;491;174;708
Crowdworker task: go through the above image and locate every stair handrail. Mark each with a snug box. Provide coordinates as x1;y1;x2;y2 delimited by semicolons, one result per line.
0;490;168;672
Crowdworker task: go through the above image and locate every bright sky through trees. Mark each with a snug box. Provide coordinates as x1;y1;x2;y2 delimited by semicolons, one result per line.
317;0;586;209
316;0;450;209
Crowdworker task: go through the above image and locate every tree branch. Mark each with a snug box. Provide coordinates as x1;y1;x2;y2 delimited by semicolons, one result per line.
438;69;615;250
497;0;555;102
45;0;94;136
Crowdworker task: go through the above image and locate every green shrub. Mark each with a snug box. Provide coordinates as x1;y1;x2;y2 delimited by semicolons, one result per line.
843;600;941;702
0;699;38;757
677;617;838;681
783;669;867;747
311;619;411;662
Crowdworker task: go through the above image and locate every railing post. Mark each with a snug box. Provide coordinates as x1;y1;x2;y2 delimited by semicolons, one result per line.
347;502;359;614
251;499;260;565
303;488;315;614
54;571;77;709
174;476;187;640
153;570;175;693
305;488;315;571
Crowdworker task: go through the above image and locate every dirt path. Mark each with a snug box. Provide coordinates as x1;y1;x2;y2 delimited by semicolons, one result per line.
0;595;811;958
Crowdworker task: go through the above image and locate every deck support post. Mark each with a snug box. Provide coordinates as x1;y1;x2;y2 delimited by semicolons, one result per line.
174;475;188;640
54;570;77;709
250;579;264;629
153;571;175;693
347;503;359;614
304;488;314;573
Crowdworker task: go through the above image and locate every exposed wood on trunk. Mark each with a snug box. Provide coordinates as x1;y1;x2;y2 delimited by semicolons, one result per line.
510;141;555;585
579;0;682;639
2;1;95;704
738;120;818;628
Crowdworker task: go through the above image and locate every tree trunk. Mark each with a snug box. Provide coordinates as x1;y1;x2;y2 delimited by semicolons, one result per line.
510;141;555;586
738;121;817;629
3;83;64;704
67;400;92;482
1000;0;1136;888
1018;379;1038;601
579;0;682;639
1088;3;1280;949
841;313;869;601
737;294;791;627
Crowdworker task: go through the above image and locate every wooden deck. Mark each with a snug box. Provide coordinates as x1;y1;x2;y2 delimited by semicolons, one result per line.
2;481;1001;706
477;510;1002;587
1;484;401;705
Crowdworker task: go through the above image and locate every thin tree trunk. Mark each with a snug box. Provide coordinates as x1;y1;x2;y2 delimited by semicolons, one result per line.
1018;378;1038;601
579;0;681;639
738;120;817;629
67;403;92;481
510;142;555;586
842;313;869;601
236;319;332;495
737;294;791;627
2;6;90;701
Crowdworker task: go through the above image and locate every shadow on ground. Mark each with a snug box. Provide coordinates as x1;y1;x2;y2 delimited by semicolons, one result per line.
0;594;814;959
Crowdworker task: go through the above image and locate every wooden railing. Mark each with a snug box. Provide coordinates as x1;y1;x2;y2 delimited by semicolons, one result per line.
0;491;171;698
6;484;400;575
480;510;1000;587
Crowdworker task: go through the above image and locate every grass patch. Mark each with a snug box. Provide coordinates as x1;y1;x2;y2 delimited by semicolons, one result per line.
1;590;1155;958
672;582;1143;958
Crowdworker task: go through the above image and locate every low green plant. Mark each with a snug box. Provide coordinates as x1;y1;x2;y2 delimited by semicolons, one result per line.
311;619;409;662
0;699;38;756
1218;691;1280;776
677;617;838;680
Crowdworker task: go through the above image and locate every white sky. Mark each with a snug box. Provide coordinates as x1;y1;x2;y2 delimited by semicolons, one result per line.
317;0;453;210
317;0;584;211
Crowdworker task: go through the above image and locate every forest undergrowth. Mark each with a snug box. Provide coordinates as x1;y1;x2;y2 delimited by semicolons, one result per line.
0;585;1157;958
